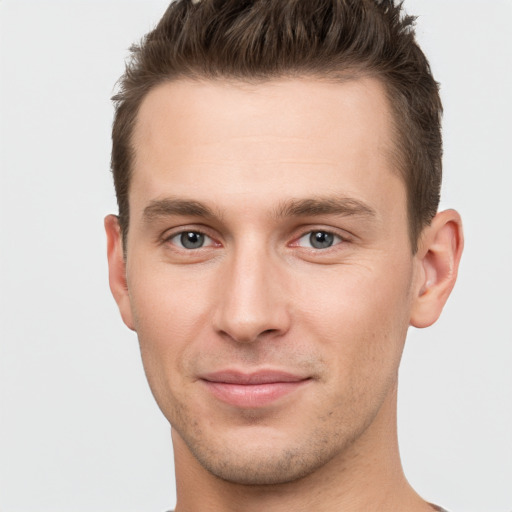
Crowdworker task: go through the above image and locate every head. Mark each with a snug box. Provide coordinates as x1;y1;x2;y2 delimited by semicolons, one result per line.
106;0;463;489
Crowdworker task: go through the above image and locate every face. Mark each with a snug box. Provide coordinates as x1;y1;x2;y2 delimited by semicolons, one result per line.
112;77;423;485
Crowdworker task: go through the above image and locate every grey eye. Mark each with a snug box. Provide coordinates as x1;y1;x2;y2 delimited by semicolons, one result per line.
179;231;206;249
309;231;335;249
297;230;341;249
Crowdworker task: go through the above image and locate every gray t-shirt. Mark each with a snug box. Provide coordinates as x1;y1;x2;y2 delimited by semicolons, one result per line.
168;506;449;511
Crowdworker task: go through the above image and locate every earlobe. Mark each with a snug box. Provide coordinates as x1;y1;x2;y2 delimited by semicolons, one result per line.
410;209;464;328
104;215;136;331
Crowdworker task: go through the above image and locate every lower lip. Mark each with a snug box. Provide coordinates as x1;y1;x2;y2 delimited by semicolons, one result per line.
202;380;309;408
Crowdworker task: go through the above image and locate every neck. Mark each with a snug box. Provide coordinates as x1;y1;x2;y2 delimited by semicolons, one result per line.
172;386;431;512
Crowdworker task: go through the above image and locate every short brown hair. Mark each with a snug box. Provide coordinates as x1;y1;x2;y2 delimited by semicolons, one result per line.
111;0;442;252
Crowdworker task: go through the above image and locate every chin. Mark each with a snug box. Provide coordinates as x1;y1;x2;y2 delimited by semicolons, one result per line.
178;423;348;486
197;451;328;486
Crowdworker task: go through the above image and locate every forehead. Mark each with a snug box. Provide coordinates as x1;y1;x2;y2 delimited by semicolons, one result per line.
130;77;405;221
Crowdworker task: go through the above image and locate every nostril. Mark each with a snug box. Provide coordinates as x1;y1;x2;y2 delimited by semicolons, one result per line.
216;326;283;344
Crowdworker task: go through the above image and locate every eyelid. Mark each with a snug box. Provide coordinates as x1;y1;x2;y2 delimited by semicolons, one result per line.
297;231;342;248
159;225;352;251
289;227;351;248
170;232;214;249
161;225;222;249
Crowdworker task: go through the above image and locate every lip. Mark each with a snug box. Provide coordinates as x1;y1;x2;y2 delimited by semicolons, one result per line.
200;370;311;408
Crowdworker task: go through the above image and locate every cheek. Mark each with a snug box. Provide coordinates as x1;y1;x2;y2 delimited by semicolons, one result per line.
128;258;214;341
292;258;413;382
126;266;215;411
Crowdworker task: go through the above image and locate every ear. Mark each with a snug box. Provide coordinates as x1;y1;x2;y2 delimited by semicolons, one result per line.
410;209;464;328
104;215;135;331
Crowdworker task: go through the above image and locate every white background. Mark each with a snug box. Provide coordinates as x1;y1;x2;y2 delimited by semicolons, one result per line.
0;1;511;511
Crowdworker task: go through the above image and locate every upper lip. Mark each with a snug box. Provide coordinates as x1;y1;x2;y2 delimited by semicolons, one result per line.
200;370;309;385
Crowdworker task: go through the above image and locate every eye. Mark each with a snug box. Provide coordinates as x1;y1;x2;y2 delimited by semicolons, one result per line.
169;231;214;250
297;230;343;249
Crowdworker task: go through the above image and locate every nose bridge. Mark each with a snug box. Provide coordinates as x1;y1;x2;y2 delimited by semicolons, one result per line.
214;237;289;343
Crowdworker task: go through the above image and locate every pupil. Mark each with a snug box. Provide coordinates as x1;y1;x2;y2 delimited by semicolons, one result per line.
310;231;334;249
181;232;204;249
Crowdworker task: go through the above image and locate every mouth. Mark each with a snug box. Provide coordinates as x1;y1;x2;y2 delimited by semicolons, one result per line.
199;370;311;408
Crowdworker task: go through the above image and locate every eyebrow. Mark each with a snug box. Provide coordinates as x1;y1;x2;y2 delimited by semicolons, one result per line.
143;198;218;223
142;195;377;224
274;196;377;219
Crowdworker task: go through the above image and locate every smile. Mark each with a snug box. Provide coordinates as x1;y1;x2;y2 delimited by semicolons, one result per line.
200;370;311;408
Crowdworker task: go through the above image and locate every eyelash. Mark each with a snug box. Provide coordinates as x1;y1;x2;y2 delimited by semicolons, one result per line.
163;229;219;250
162;227;349;252
293;230;346;250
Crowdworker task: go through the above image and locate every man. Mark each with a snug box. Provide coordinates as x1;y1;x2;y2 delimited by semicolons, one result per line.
105;0;463;510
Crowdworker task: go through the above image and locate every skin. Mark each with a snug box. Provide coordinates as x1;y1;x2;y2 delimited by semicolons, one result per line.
105;77;463;512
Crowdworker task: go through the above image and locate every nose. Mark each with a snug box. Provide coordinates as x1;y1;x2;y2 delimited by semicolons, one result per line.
213;244;291;344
